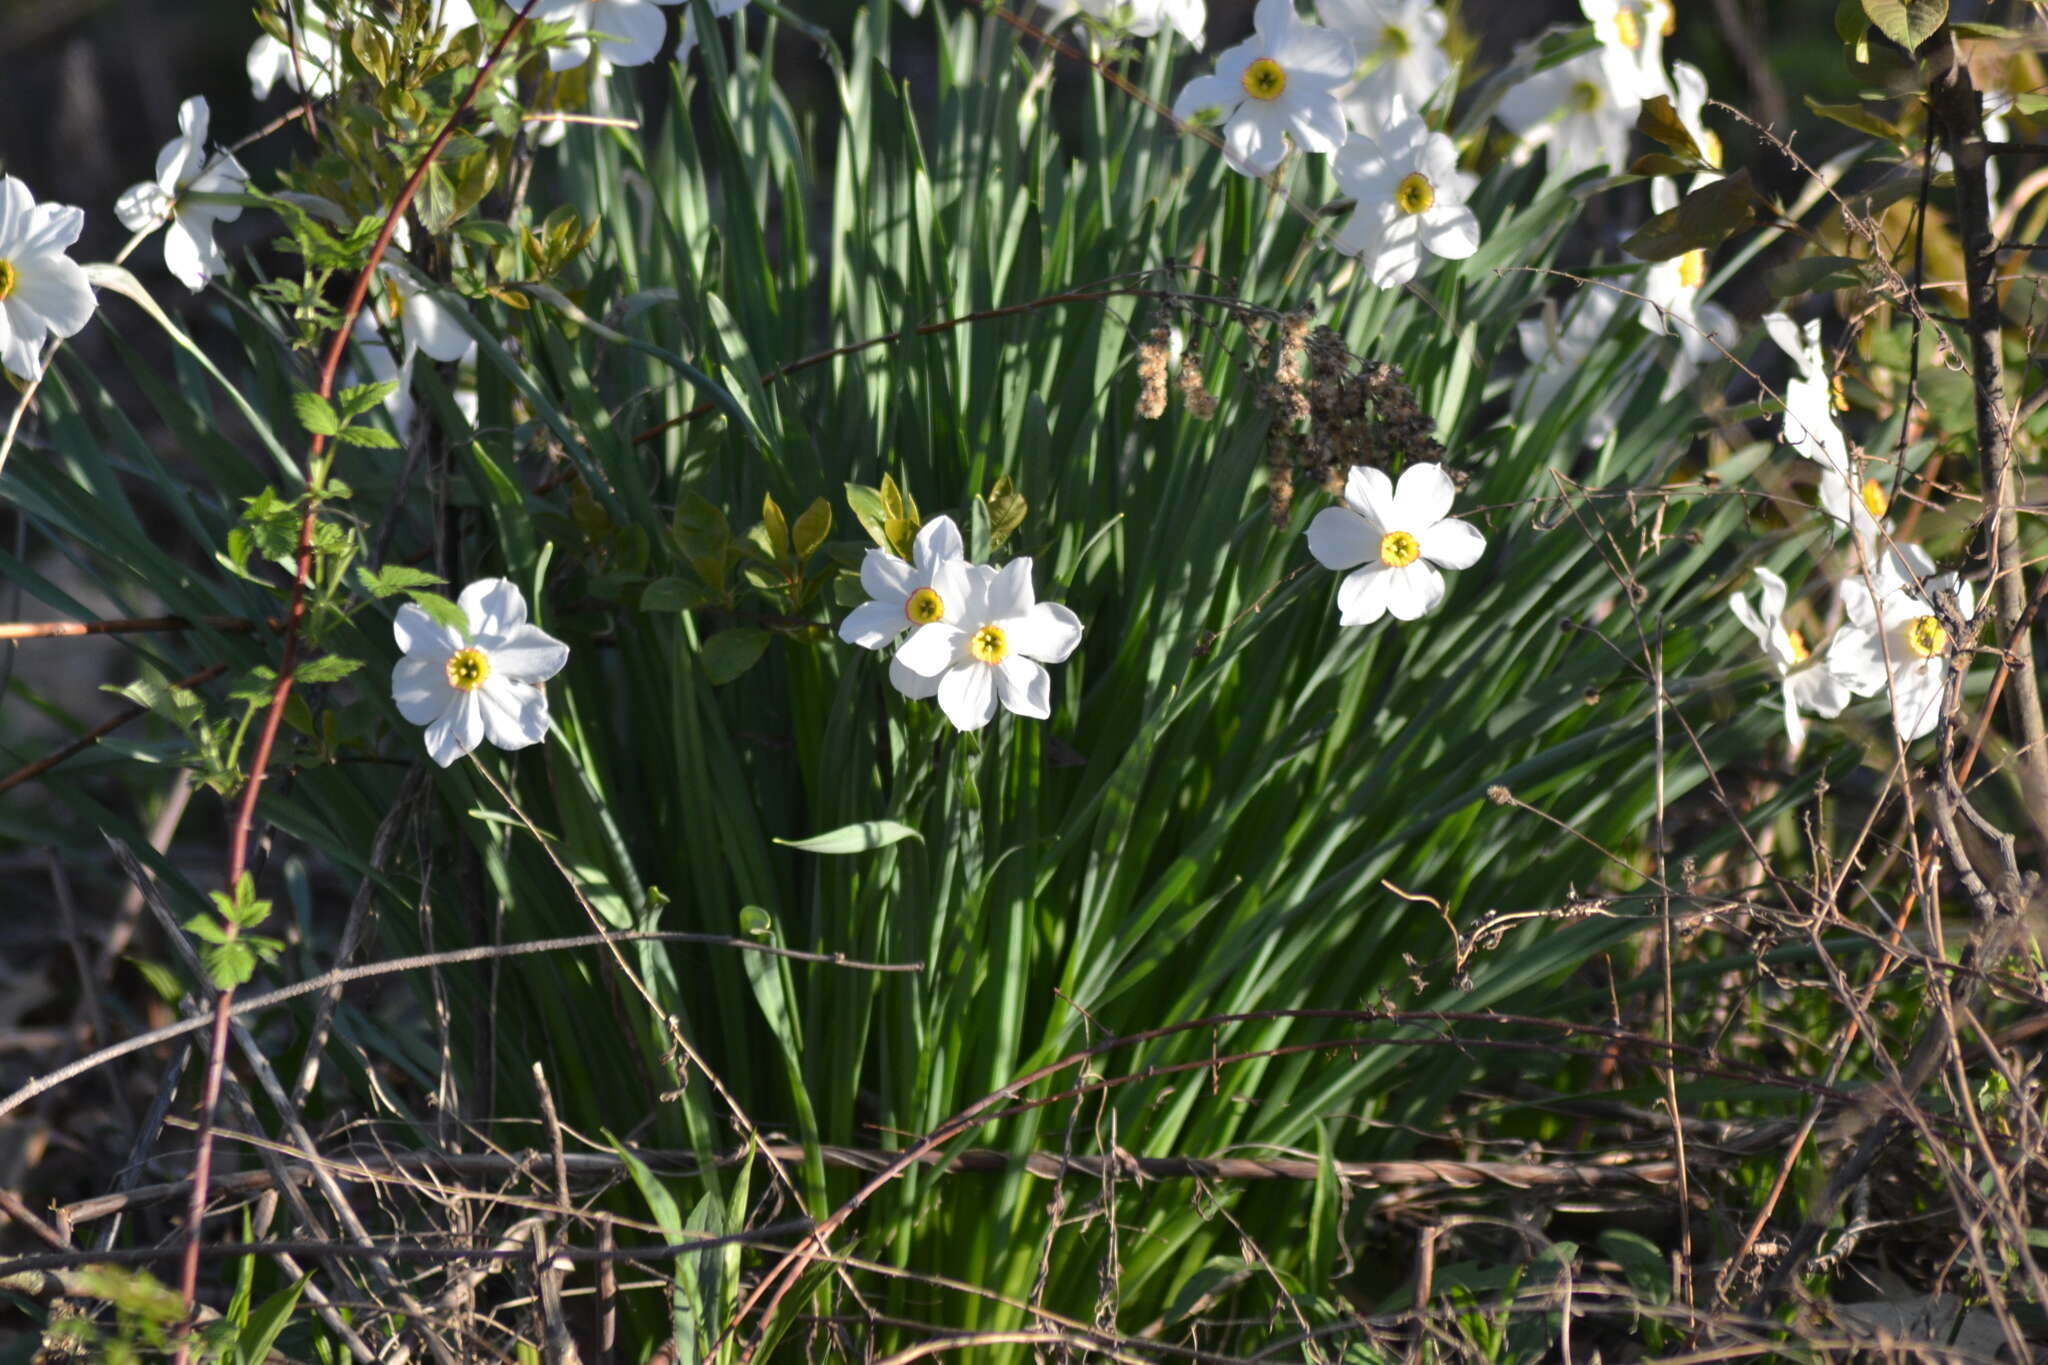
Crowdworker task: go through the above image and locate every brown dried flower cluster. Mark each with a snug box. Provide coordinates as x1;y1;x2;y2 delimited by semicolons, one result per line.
1261;314;1445;526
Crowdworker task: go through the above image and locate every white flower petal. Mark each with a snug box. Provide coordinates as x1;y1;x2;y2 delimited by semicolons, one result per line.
994;656;1052;719
1392;463;1455;530
1382;560;1445;620
459;577;529;638
1341;464;1396;529
1419;204;1480;259
858;547;917;603
1417;516;1485;571
423;691;486;766
1173;72;1243;126
394;601;462;657
1788;660;1851;719
479;677;551;750
11;253;96;338
1306;504;1375;571
1779;678;1808;758
888;650;942;699
392;654;455;726
896;623;965;678
1891;660;1945;742
162;218;219;293
840;598;909;650
984;559;1037;621
484;622;570;682
1335;563;1391;625
403;286;476;364
937;663;998;731
912;514;965;570
116;181;174;233
587;0;670;66
1005;601;1083;663
929;558;981;619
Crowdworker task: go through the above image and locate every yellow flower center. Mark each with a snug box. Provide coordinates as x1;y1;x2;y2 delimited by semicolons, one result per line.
1677;250;1706;290
1242;58;1287;101
1379;23;1411;56
1831;373;1849;412
1906;615;1946;659
1860;477;1888;519
1656;0;1675;35
1380;530;1421;568
1395;172;1436;215
1784;628;1810;664
905;586;945;624
446;646;492;692
1568;80;1604;114
969;624;1009;664
1699;128;1723;167
1614;8;1642;49
0;259;15;302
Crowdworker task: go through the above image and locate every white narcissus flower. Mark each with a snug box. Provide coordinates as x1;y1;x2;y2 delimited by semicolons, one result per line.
1331;98;1478;286
837;515;973;700
1306;463;1486;624
1051;0;1207;49
892;558;1084;731
392;578;571;766
1580;0;1672;102
115;98;250;294
515;0;686;71
1774;342;1893;562
1497;47;1640;178
1315;0;1449;124
1826;553;1971;744
1170;0;1355;177
1728;566;1850;757
0;177;97;383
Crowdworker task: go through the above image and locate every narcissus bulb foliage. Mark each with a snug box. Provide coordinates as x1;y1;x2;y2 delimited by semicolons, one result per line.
392;579;571;766
1171;0;1355;177
892;558;1085;732
1826;549;1970;744
1496;47;1640;178
1306;463;1486;625
514;0;685;70
1330;98;1478;287
115;97;250;294
1315;0;1450;123
0;177;97;383
1728;566;1850;757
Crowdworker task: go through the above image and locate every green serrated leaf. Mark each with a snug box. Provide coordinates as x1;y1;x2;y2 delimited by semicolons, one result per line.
356;563;446;598
292;392;340;437
336;381;398;421
337;424;401;449
183;913;230;946
296;654;365;685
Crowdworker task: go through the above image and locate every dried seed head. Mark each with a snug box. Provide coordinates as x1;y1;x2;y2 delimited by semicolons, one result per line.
1136;324;1172;420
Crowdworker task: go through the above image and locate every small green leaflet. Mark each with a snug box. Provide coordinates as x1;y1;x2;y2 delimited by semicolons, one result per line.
774;820;923;854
